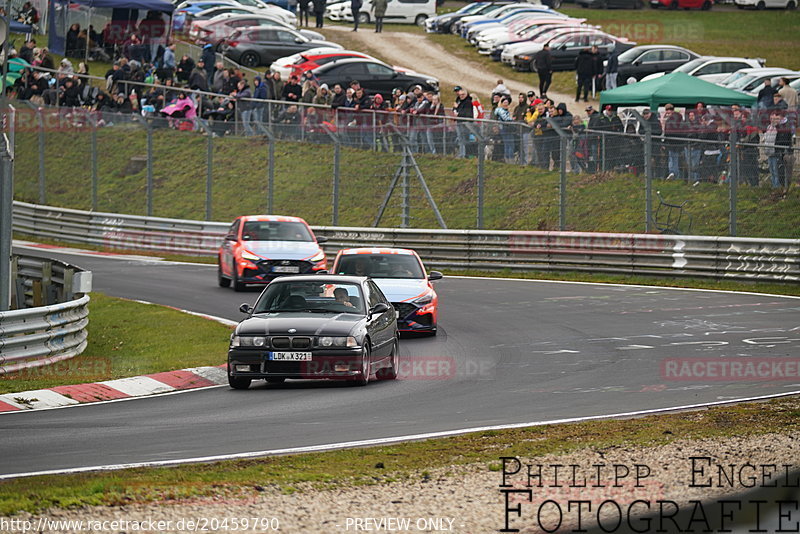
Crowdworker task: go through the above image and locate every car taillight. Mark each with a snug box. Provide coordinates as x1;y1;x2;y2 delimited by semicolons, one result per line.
227;40;239;47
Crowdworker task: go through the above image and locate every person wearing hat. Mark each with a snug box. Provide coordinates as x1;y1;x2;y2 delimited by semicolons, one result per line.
453;85;474;158
201;43;216;79
189;59;208;92
313;83;332;106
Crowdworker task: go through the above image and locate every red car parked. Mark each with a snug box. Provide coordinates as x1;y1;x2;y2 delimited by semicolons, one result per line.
650;0;712;9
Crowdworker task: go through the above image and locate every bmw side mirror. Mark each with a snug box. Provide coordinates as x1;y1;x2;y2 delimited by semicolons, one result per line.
369;302;390;317
239;303;253;314
316;235;328;243
428;271;443;281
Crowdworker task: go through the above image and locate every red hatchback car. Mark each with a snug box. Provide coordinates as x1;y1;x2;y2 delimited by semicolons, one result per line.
218;215;327;291
650;0;712;8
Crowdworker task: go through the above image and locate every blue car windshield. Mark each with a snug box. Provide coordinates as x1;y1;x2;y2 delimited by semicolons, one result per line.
254;281;365;314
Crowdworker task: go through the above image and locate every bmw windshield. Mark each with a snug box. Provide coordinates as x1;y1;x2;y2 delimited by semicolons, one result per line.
253;281;365;314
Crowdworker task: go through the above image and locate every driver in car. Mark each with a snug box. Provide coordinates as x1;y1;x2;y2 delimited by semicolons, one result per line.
333;287;354;307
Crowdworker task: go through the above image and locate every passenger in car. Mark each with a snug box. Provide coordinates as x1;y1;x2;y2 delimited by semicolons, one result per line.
334;287;355;307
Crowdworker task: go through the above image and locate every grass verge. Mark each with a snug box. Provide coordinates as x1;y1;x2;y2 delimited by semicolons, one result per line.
1;395;797;515
0;292;232;395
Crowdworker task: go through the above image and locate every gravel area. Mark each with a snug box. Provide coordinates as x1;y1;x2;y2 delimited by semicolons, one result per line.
10;431;798;533
321;26;586;116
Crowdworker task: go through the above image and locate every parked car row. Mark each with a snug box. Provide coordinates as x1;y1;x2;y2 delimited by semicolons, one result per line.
325;0;437;26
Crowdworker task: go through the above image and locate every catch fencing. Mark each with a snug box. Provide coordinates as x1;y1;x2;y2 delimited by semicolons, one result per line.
12;201;800;283
0;254;92;374
10;99;798;238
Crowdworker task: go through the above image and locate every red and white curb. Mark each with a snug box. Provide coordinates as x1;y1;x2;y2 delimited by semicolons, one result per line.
0;365;228;412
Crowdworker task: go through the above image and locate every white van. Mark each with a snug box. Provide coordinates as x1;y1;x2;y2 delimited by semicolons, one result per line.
327;0;436;26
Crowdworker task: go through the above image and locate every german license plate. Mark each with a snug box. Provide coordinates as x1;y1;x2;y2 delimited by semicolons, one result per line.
269;352;312;361
273;265;299;273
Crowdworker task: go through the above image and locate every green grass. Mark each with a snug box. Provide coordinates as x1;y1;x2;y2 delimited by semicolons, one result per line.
0;293;233;394
429;8;800;98
12;127;800;237
0;395;797;514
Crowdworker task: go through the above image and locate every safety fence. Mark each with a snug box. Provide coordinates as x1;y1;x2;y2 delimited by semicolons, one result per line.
12;201;800;283
0;254;93;374
9;101;798;238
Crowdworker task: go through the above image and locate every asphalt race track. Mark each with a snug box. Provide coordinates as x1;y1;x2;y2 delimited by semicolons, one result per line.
2;249;799;478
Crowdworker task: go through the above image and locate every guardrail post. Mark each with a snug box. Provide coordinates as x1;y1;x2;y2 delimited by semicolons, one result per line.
0;139;12;311
628;110;653;232
91;114;98;211
333;138;341;226
547;118;570;231
36;108;46;204
465;123;487;229
261;125;276;214
195;120;215;220
146;123;153;216
729;127;738;237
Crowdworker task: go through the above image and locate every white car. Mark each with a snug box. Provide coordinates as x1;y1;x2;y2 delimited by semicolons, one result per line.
718;67;794;88
269;47;373;77
640;56;765;84
193;3;297;25
327;0;436;25
734;0;796;9
743;72;800;96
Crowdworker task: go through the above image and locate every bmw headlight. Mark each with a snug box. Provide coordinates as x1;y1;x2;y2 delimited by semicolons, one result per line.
231;335;267;347
309;250;325;262
241;250;261;262
319;336;358;348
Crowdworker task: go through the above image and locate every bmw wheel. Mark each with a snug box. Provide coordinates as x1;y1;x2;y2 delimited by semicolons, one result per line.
354;344;371;386
377;340;399;380
218;262;231;288
228;366;252;390
240;51;260;68
757;0;765;7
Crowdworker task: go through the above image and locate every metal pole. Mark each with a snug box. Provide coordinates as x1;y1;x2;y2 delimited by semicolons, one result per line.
729;127;738;237
476;134;484;229
0;139;13;311
332;138;340;225
37;109;45;204
268;139;274;214
401;148;410;228
644;128;653;233
559;135;567;231
91;115;98;211
146;124;153;216
206;125;213;220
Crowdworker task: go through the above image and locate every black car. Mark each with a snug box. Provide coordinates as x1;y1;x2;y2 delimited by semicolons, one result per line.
512;30;635;72
311;58;439;98
221;26;339;68
613;45;700;85
576;0;644;8
227;275;399;388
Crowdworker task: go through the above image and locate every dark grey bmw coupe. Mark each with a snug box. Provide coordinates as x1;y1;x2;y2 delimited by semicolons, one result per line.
227;275;399;389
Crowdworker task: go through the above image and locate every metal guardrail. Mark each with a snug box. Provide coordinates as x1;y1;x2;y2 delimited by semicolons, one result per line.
0;254;92;375
12;201;800;282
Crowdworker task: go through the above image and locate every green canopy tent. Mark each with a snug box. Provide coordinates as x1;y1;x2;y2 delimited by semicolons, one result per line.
599;72;757;110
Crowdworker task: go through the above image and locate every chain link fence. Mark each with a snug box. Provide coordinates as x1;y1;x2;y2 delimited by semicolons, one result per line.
9;99;799;237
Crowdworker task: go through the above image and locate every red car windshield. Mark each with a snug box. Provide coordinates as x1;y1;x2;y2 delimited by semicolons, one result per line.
241;221;313;242
336;254;425;279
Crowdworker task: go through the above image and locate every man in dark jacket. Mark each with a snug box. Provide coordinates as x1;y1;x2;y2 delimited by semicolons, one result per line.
533;44;552;98
281;74;302;102
351;0;363;31
605;48;620;90
189;60;208;91
312;0;326;28
549;102;572;167
574;48;594;103
201;44;216;80
453;85;474;158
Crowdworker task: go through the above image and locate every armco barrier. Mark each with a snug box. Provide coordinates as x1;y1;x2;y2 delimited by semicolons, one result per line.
1;254;92;375
11;201;800;282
